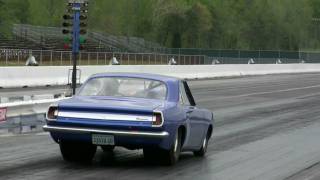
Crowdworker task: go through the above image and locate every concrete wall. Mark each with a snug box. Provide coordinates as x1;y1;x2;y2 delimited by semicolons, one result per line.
1;64;320;88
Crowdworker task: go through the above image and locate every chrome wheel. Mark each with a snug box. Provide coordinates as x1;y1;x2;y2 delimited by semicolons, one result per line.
174;134;179;153
202;137;207;150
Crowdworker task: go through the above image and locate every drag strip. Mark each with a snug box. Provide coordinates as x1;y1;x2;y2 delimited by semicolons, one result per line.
0;73;320;180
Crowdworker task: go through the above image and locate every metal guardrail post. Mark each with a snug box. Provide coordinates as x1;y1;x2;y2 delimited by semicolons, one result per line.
142;54;144;64
17;52;20;65
104;52;107;65
87;52;90;65
96;52;99;65
69;52;72;66
60;51;63;65
127;53;130;65
120;53;123;65
79;52;82;65
135;54;137;65
40;50;43;65
50;50;53;65
5;50;8;65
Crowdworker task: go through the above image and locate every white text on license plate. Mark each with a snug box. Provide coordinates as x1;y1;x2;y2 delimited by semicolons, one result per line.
92;134;115;145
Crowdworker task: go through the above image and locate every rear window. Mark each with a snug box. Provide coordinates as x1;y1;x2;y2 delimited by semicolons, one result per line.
78;77;167;100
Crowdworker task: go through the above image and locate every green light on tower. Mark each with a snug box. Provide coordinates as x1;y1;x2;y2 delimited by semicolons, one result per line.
79;36;86;44
64;36;72;43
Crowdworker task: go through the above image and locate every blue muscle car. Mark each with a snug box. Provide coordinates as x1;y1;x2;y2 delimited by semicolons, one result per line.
43;73;214;165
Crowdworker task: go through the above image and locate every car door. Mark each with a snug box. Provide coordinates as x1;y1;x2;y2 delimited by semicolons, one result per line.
180;81;204;148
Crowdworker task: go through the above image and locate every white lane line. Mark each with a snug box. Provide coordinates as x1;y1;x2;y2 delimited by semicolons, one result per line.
35;132;49;136
232;84;320;97
0;133;29;137
0;132;49;137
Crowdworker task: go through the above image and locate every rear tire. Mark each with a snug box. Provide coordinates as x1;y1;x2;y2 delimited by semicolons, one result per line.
143;147;157;163
194;133;209;157
101;145;115;152
60;141;97;163
143;130;182;165
161;130;182;165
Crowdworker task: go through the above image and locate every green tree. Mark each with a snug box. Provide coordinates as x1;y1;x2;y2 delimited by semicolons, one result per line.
28;0;64;26
183;2;212;48
0;0;319;50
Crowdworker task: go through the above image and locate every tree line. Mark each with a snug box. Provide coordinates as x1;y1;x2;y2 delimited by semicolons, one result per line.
0;0;320;51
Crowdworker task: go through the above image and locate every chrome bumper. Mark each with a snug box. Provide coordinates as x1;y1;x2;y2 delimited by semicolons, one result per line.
43;125;169;138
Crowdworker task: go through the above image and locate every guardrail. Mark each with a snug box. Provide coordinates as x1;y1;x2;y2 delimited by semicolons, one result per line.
153;48;320;63
0;98;66;135
0;49;205;66
2;48;320;66
1;64;320;88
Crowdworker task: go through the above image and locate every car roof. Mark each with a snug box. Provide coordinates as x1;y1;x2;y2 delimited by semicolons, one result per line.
90;72;180;83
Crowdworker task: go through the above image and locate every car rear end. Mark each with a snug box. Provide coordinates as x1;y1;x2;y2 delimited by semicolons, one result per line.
43;98;171;150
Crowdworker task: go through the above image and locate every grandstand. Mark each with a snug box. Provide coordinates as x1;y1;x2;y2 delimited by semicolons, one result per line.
0;36;41;50
7;24;162;52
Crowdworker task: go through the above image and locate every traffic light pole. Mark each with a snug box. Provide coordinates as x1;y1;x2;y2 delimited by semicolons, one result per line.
71;52;78;95
71;3;81;95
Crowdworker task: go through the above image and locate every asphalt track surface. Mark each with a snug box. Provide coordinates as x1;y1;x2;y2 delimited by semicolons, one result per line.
1;73;320;180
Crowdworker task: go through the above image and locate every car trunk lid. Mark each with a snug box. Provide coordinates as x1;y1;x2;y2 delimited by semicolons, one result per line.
58;96;164;114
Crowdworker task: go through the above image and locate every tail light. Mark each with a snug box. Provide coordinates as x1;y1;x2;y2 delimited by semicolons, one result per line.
152;112;164;127
46;106;58;121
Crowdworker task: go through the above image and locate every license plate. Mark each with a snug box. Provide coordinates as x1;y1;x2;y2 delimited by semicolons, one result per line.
92;134;115;145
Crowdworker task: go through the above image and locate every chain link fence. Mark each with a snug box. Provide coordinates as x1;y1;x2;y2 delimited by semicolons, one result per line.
153;48;320;64
0;49;205;66
1;48;320;66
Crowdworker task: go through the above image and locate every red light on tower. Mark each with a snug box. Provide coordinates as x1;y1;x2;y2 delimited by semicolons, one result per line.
63;44;70;50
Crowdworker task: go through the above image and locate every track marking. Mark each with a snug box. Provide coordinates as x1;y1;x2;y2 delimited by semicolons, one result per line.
0;132;49;137
35;132;49;136
223;84;320;99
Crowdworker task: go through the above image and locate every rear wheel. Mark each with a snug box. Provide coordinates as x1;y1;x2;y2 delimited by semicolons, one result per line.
161;130;182;165
143;130;182;165
101;145;115;152
60;141;97;163
143;147;157;162
194;133;209;157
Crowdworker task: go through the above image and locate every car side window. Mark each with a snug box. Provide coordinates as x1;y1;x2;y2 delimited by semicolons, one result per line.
180;81;191;106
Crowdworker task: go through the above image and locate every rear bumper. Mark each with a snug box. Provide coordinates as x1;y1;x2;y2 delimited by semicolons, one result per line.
43;125;169;138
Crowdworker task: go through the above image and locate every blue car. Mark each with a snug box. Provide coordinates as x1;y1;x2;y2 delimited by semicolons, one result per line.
43;73;214;165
